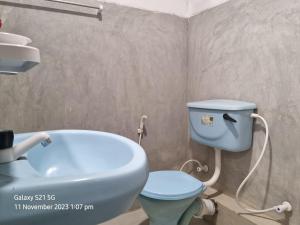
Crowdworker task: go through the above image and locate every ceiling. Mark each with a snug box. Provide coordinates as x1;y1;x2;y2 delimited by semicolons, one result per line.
102;0;230;18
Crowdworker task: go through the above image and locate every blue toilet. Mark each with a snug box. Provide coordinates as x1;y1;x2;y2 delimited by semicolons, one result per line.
139;100;257;225
139;171;204;225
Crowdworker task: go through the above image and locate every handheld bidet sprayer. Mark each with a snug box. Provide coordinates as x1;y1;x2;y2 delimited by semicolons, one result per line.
137;115;148;145
235;113;292;214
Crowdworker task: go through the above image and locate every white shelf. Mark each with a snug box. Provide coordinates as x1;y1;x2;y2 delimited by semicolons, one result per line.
0;33;40;74
0;32;32;45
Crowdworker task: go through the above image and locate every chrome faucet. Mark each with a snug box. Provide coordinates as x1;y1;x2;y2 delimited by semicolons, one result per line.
0;131;52;164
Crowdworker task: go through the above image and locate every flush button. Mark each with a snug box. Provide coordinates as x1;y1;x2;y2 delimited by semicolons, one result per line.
201;115;214;126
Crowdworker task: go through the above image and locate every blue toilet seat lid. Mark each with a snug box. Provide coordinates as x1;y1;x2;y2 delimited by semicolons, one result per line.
141;171;204;200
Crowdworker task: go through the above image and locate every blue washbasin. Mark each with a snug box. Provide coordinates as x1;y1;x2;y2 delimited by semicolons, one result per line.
0;130;149;225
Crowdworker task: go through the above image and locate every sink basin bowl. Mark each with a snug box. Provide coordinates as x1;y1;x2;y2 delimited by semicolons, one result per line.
0;130;148;225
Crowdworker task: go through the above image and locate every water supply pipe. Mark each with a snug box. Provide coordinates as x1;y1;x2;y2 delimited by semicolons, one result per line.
235;113;292;214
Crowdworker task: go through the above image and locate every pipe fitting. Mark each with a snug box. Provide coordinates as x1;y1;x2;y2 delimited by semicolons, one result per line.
194;199;217;219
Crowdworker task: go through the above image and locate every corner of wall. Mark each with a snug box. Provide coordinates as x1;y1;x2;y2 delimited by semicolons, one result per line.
187;0;231;17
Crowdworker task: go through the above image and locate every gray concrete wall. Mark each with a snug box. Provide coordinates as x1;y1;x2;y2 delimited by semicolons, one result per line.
0;2;188;171
1;0;300;223
188;0;300;224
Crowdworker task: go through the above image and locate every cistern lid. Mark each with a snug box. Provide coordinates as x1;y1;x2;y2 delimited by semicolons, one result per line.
141;171;204;200
187;99;256;111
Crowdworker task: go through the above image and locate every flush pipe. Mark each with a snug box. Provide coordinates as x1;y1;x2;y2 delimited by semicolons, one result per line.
203;148;221;187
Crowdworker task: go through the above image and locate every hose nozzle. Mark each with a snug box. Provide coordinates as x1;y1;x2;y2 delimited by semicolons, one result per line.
275;202;292;214
138;115;148;145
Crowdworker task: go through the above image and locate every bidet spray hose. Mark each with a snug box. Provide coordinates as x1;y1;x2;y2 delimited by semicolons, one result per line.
235;113;280;214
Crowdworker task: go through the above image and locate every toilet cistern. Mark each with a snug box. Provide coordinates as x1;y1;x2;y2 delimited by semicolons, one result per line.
0;131;51;163
187;99;292;215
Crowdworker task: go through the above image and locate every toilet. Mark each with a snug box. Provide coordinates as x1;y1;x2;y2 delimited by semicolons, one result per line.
139;100;257;225
139;171;204;225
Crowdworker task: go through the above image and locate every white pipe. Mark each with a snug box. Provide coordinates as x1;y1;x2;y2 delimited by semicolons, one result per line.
203;148;221;187
193;199;217;219
235;113;292;214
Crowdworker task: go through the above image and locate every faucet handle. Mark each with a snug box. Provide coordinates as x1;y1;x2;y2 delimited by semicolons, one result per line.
0;130;14;150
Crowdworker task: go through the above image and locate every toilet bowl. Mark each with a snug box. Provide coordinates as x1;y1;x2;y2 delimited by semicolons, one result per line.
139;171;204;225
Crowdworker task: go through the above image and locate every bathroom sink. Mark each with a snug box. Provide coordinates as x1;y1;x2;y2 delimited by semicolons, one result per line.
0;130;148;225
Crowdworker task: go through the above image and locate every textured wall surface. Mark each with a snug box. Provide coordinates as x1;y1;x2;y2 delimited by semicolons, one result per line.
1;0;300;224
0;2;188;170
188;0;300;224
